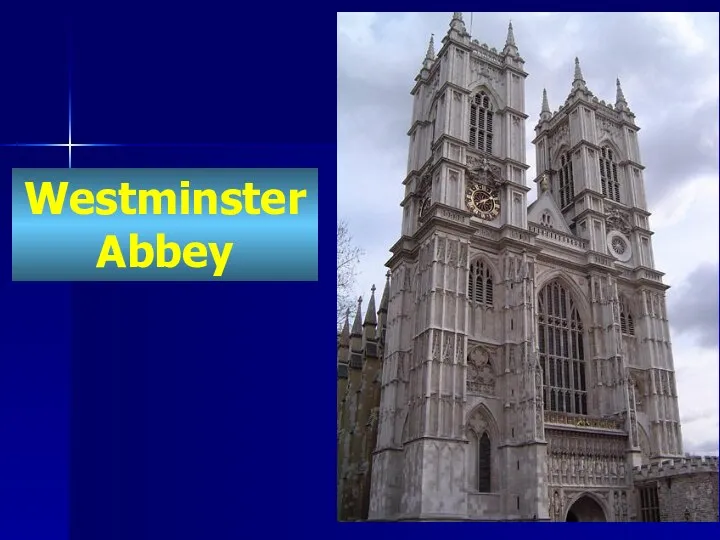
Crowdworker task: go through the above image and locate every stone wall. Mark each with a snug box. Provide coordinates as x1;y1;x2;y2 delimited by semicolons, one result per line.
657;471;719;522
633;456;719;522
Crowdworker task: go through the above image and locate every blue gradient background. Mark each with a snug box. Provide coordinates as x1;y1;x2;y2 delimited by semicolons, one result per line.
12;168;318;281
1;4;706;540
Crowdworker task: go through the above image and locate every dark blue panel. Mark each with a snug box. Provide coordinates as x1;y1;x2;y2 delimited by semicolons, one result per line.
1;6;337;540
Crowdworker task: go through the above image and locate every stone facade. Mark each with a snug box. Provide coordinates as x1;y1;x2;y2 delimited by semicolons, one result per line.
632;456;719;522
337;12;718;522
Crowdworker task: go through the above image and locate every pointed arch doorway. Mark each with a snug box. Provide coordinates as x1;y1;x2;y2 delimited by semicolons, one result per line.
565;495;607;522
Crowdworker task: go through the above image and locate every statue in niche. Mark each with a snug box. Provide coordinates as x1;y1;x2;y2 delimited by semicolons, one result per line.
467;345;495;394
552;490;562;521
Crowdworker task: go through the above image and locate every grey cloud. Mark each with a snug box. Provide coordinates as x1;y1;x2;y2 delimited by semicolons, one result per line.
338;12;719;302
669;263;719;348
681;409;719;425
685;438;719;455
339;12;718;209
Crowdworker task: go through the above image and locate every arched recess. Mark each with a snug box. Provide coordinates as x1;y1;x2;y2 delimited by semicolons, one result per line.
535;275;590;415
618;294;635;336
550;143;573;170
466;82;505;111
597;137;625;162
467;344;497;396
597;138;623;203
465;403;500;493
428;101;438;149
467;255;499;308
564;492;609;522
637;423;652;465
534;269;591;324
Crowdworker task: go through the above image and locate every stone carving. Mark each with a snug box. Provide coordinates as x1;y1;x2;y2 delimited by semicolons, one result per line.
547;430;625;459
550;490;562;521
467;154;503;186
621;492;628;521
554;123;569;148
448;240;459;266
432;330;441;361
470;59;503;88
467;345;496;394
455;337;464;364
535;400;544;439
606;208;632;235
459;243;468;267
443;333;455;363
467;406;490;435
544;411;623;430
629;410;639;448
436;237;446;262
629;369;647;413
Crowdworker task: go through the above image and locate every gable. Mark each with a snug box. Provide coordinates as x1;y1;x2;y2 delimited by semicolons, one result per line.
527;191;573;235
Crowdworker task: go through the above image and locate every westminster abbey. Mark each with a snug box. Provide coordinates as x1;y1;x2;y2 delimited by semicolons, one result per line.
337;13;718;522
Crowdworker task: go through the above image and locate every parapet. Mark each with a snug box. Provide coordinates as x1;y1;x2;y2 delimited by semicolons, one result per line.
633;456;719;481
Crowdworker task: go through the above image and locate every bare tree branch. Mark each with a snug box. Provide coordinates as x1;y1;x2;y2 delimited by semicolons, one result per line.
337;219;364;329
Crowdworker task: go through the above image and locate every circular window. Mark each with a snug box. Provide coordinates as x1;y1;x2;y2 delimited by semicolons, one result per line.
606;231;632;263
611;236;626;255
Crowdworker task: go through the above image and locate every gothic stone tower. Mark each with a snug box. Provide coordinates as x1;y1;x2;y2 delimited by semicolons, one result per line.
369;14;548;521
531;59;683;521
367;13;685;522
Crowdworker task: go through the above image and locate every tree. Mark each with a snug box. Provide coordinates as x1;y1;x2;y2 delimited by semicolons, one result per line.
337;220;363;329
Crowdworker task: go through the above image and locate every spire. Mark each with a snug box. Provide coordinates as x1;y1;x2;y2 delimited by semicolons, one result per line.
449;12;468;37
574;57;584;82
503;20;519;56
422;34;435;70
340;309;350;347
351;296;363;336
363;285;377;327
338;309;350;365
426;34;435;61
540;88;552;121
616;77;629;111
572;57;587;91
506;21;516;47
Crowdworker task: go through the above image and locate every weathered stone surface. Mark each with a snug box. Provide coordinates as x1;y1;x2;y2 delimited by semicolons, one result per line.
337;14;716;522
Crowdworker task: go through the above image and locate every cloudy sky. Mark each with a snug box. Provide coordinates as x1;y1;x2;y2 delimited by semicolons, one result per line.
337;12;719;455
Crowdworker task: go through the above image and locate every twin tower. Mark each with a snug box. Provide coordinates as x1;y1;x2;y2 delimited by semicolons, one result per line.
338;13;694;522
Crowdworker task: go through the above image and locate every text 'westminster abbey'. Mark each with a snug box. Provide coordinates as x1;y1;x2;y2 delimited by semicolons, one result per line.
337;13;718;522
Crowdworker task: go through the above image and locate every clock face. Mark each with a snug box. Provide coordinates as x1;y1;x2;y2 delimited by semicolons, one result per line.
466;183;500;220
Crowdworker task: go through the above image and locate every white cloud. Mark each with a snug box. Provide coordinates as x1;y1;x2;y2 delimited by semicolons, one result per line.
338;12;719;455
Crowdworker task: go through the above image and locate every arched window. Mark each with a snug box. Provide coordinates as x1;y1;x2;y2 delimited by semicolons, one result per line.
537;280;587;415
599;146;620;202
559;152;575;208
619;297;635;336
468;259;493;307
477;432;491;492
469;92;493;154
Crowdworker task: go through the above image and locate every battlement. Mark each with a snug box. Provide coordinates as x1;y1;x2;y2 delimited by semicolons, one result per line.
633;456;719;481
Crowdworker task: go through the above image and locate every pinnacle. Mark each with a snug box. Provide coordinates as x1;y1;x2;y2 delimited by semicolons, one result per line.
351;296;363;336
425;34;435;60
506;20;516;47
574;57;584;83
449;12;468;36
363;286;377;326
339;309;351;347
616;77;628;104
570;57;588;93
